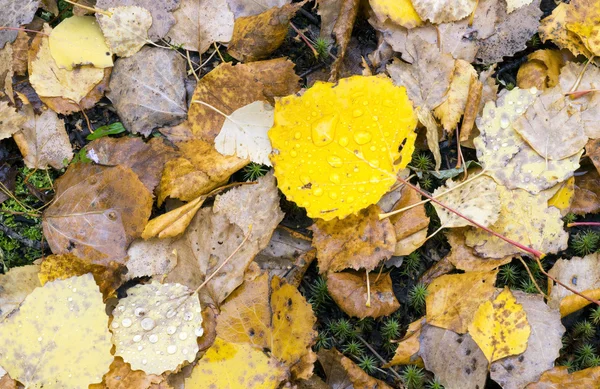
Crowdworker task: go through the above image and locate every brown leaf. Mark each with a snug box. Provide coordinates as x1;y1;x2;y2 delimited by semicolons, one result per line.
94;357;171;389
253;228;313;283
107;46;187;136
0;264;40;320
571;166;600;215
318;348;393;389
526;366;600;388
228;3;301;62
434;59;478;133
180;59;300;143
327;271;400;319
310;205;396;274
459;74;483;143
11;30;30;76
157;140;248;205
587;138;600;176
389;185;430;241
87;137;176;194
385;317;425;367
198;305;218;351
539;3;592;59
446;229;513;272
328;0;359;81
43;163;153;265
0;374;17;389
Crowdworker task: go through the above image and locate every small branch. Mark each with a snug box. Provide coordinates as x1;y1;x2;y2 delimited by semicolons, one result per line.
0;222;47;251
567;222;600;227
0;27;48;36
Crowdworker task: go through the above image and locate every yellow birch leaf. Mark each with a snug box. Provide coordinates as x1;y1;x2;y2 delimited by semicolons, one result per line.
0;274;113;389
426;271;498;333
434;59;477;133
539;3;592;58
269;75;417;220
548;176;575;215
185;338;286;389
565;0;600;56
369;0;423;29
97;6;152;57
468;287;531;363
49;16;113;70
142;195;206;239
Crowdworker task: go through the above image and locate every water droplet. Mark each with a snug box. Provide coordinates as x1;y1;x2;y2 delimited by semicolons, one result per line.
328;192;338;200
182;348;189;355
369;145;376;151
294;132;301;140
133;335;142;342
121;318;132;328
149;334;158;343
352;109;363;117
300;175;311;185
137;345;143;351
499;114;510;129
338;137;349;147
195;327;204;337
183;312;193;321
72;288;77;292
37;337;42;342
167;345;178;354
179;332;188;340
142;359;147;365
311;114;338;147
134;308;145;317
167;326;177;335
141;318;155;331
358;186;365;193
353;131;372;145
312;187;323;197
166;310;176;319
327;155;343;168
329;173;340;184
516;106;524;114
530;86;538;94
290;150;297;157
370;176;380;184
67;297;73;302
383;99;394;107
347;196;355;203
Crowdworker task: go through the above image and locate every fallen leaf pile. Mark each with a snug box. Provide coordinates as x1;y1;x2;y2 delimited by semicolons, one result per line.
1;0;600;388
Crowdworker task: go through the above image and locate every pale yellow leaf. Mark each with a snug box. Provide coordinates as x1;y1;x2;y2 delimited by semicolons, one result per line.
97;6;151;57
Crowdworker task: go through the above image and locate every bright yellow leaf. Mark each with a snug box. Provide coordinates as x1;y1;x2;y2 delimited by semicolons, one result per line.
370;0;423;29
49;16;113;70
548;176;575;215
185;338;286;389
468;287;531;363
565;0;600;56
269;75;417;221
425;271;498;334
0;274;113;389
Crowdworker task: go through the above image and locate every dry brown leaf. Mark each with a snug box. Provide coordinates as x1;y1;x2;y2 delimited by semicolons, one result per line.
388;185;429;240
108;46;187;136
587;138;600;176
434;59;477;133
253;228;313;282
446;229;513;272
526;366;600;388
0;264;40;320
571;165;600;215
327;271;400;319
310;205;396;274
385;317;425;367
425;270;498;333
86;137;176;194
95;357;171;389
181;59;299;143
419;325;488;389
516;50;565;90
328;0;359;81
318;348;393;389
0;374;17;389
539;3;592;58
166;0;234;53
564;0;600;56
157;140;248;205
459;73;483;144
0;43;13;98
13;106;73;169
43;163;153;265
228;3;301;62
12;30;30;76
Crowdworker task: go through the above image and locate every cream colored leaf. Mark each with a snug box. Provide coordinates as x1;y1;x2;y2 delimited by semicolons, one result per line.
411;0;477;23
0;265;40;321
0;274;113;389
48;16;113;70
474;87;580;194
434;59;477;132
125;238;178;281
507;0;534;13
97;6;152;57
227;0;290;18
465;184;568;258
111;281;203;375
0;100;26;140
214;101;274;166
558;62;600;139
13;105;73;169
432;174;500;228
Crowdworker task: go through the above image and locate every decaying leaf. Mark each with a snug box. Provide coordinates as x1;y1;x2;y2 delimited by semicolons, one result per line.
97;6;152;57
111;281;203;375
327;0;360;81
410;0;476;24
548;253;600;317
185;337;286;389
182;59;299;143
310;205;395;273
254;228;313;283
142;196;206;239
474;87;580;194
385;317;425;367
29;25;105;104
157;140;248;205
94;357;170;389
465;184;568;258
108;46;187;136
39;253;123;299
468;287;531;363
0;264;40;320
166;0;234;53
214;101;274;166
434;59;477;132
217;273;316;367
558;62;600;139
419;325;488;389
96;0;181;41
432;174;500;228
0;275;113;389
388;184;430;245
565;0;600;56
270;75;417;220
0;0;40;49
369;0;422;29
425;270;498;333
43;163;153;265
539;3;592;58
490;291;565;389
13;106;73;169
0;100;26;140
125;238;178;281
48;16;113;70
587;138;600;176
516;49;564;90
327;271;400;319
228;3;301;62
227;0;290;18
571;165;600;215
526;366;600;388
445;229;513;272
318;348;393;389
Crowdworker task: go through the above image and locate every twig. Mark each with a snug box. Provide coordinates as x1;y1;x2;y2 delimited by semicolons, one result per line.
0;222;47;250
0;27;48;36
567;222;600;227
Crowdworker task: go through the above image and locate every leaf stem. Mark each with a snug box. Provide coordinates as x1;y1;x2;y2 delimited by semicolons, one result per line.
567;222;600;227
